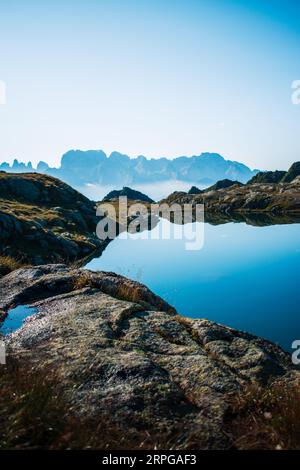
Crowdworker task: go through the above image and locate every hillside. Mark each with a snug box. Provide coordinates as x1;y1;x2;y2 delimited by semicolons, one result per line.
0;172;108;269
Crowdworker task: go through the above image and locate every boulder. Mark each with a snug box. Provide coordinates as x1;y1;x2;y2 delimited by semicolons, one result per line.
1;265;298;449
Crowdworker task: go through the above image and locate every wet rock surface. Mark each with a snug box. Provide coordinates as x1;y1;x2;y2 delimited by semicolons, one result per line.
1;265;298;449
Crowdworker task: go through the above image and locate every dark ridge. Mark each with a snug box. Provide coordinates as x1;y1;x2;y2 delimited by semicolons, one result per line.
248;170;287;185
188;186;203;195
103;187;154;203
205;179;243;192
248;162;300;185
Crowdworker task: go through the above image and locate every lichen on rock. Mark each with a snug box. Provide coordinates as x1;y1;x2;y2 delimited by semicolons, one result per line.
1;265;298;449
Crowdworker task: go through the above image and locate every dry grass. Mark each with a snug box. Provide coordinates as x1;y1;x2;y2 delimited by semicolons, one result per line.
0;356;180;450
72;272;93;290
0;198;62;225
1;354;300;450
226;378;300;450
0;256;26;277
72;271;140;300
72;270;175;314
115;283;145;304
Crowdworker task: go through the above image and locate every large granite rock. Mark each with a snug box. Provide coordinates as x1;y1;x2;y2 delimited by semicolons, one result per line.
1;265;298;449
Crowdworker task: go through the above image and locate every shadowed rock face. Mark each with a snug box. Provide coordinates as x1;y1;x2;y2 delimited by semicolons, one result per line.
281;162;300;183
0;172;109;265
1;265;298;449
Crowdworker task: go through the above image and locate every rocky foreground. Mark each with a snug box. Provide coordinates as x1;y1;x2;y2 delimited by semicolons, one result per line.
1;265;299;449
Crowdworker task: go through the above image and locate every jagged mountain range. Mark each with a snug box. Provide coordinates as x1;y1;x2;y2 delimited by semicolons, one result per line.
0;150;258;187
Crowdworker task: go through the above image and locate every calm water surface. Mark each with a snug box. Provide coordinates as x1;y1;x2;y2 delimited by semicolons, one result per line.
86;220;300;352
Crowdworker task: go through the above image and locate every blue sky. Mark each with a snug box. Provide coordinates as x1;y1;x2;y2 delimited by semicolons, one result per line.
0;0;299;169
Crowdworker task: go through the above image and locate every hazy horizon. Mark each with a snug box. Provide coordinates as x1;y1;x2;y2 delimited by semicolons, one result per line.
1;0;300;170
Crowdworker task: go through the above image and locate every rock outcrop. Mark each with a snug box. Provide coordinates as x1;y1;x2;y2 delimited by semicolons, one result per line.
161;176;300;214
248;162;300;185
0;172;110;265
248;170;286;185
1;265;298;449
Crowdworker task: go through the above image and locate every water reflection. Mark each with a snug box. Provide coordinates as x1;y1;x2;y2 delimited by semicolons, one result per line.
86;217;300;352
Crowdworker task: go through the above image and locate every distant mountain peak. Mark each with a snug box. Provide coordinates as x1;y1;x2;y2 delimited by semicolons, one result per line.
0;149;259;187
